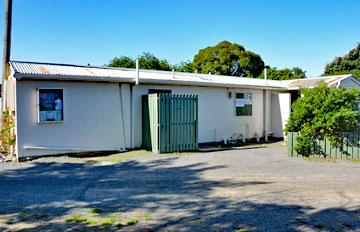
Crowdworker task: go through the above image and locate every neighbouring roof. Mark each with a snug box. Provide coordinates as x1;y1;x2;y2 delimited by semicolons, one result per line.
284;74;355;90
9;61;354;91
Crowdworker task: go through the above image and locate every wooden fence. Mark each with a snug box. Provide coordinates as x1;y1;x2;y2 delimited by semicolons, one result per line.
142;94;198;153
288;131;360;159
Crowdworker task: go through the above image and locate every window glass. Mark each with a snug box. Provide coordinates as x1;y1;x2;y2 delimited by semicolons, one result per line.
235;92;252;116
39;89;63;122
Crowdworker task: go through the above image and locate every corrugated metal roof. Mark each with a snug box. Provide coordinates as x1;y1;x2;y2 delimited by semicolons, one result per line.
286;75;353;90
10;61;135;81
9;61;353;90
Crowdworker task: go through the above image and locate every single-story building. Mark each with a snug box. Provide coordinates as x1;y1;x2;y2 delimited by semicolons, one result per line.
3;61;360;158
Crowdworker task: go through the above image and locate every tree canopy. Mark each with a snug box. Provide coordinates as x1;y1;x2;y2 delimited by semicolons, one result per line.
108;52;172;71
107;40;306;79
108;56;135;68
324;43;360;79
259;67;306;80
285;82;360;156
192;41;264;77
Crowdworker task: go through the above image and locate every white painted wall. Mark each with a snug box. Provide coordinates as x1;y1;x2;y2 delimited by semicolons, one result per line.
271;92;290;138
132;84;272;147
15;80;274;157
16;80;128;157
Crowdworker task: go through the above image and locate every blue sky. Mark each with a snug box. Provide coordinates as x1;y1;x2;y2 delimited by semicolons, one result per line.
0;0;360;77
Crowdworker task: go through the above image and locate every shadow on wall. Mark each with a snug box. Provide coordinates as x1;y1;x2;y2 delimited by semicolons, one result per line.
0;158;358;231
271;93;284;138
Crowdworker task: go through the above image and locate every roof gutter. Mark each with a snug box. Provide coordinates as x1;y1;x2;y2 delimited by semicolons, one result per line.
13;73;135;83
137;79;288;90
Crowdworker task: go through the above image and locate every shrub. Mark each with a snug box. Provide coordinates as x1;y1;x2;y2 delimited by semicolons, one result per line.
0;109;16;155
285;82;360;156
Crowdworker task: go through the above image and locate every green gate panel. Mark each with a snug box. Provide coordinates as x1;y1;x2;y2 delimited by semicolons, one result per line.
142;94;198;153
287;131;360;159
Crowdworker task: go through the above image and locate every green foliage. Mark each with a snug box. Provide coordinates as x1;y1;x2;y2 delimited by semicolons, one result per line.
259;67;306;80
324;43;360;79
88;208;102;214
1;109;16;154
106;41;305;79
285;82;360;156
192;40;264;77
65;214;88;223
100;217;116;227
108;52;172;71
125;219;139;225
174;60;194;72
108;56;135;68
138;52;172;71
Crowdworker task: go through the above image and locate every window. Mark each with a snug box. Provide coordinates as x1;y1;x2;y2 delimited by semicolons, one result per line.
235;93;252;116
38;89;63;122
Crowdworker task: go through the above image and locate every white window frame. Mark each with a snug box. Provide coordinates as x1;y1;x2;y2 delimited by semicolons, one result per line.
37;88;64;124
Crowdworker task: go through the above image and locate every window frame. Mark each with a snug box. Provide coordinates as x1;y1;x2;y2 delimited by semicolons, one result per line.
37;88;64;124
235;92;252;116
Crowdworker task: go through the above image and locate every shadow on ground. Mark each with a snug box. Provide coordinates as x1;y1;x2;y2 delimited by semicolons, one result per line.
0;157;359;231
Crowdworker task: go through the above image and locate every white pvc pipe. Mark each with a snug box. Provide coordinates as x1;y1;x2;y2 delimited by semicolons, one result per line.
135;58;139;85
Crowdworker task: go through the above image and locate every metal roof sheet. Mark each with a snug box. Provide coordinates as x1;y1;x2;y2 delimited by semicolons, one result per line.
286;75;353;90
9;61;353;90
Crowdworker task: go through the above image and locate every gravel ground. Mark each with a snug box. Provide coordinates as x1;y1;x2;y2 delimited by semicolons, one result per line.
0;142;359;231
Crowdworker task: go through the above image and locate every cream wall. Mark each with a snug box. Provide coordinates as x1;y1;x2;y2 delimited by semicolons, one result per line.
16;80;129;157
271;92;290;138
15;80;274;157
132;84;272;147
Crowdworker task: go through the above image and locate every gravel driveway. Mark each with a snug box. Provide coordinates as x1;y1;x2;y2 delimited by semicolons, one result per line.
0;142;359;231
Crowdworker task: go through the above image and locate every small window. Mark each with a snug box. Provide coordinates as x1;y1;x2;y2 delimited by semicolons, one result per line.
235;92;252;116
38;89;64;122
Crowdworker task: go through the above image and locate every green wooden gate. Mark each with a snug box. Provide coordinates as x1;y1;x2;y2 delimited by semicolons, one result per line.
142;94;198;153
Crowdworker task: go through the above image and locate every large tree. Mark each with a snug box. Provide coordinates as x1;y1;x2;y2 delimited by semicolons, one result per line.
324;43;360;79
259;67;306;80
108;52;172;71
192;41;264;77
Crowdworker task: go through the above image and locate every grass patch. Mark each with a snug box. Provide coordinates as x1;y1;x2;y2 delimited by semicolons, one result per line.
65;214;88;223
5;217;15;224
144;212;152;221
125;219;139;225
100;217;116;227
88;208;102;214
303;157;336;163
18;211;32;221
86;218;98;225
81;150;152;164
111;212;122;218
235;228;251;232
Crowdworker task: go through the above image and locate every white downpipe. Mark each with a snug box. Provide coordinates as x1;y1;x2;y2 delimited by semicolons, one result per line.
119;84;126;149
130;59;140;148
135;58;139;85
264;90;268;142
264;67;268;86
